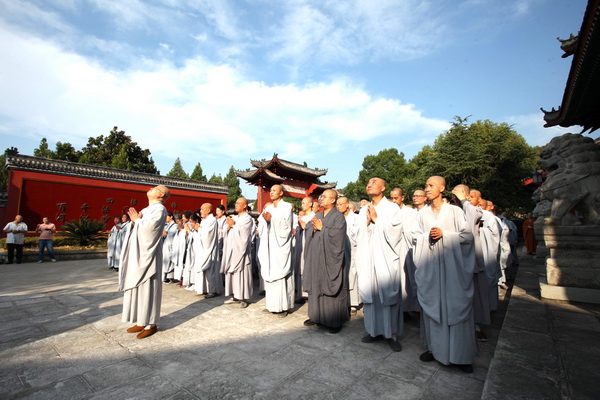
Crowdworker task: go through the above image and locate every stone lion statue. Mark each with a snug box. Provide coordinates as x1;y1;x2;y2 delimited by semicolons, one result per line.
537;133;600;225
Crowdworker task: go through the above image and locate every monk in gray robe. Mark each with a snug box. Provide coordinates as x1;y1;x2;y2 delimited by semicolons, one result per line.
192;203;222;298
107;216;122;270
356;177;403;352
162;211;178;283
222;197;254;308
120;185;170;339
478;199;500;311
413;176;476;372
258;185;295;317
390;187;420;313
294;197;315;303
336;196;360;314
453;186;491;341
303;190;349;333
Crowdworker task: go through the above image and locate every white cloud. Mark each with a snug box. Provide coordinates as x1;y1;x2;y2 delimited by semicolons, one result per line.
0;23;448;169
268;0;448;66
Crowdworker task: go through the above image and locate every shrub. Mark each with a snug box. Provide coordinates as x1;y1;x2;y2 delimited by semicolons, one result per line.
61;218;107;246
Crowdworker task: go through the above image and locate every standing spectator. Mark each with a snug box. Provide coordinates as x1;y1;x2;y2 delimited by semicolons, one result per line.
3;215;28;264
36;217;56;263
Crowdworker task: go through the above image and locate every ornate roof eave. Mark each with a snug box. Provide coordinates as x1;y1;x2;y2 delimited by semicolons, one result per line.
543;0;600;133
5;154;229;195
250;153;328;177
235;167;285;182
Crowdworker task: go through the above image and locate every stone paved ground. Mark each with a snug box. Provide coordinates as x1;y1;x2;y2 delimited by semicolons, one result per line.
0;258;509;399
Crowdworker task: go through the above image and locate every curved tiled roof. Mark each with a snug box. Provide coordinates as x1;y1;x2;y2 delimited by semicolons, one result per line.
250;153;328;177
5;154;228;194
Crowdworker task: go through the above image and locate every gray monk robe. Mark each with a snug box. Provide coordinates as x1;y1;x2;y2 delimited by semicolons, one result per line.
398;205;420;312
356;198;404;339
304;208;349;329
221;213;254;301
412;203;477;365
460;200;491;326
480;209;500;311
343;211;361;308
192;214;222;295
120;202;167;327
258;201;295;313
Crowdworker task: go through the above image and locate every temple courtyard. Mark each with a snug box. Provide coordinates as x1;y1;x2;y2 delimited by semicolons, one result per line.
0;254;597;399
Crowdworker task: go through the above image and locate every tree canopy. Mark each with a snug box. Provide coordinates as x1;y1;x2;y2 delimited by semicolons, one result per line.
190;163;207;182
343;117;538;212
166;158;190;179
223;166;242;208
78;127;158;173
32;126;158;174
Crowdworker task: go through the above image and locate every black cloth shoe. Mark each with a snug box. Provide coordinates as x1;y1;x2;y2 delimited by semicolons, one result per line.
328;326;342;334
388;339;402;352
204;293;218;299
361;334;377;343
420;351;435;362
240;301;249;308
277;311;288;318
458;364;473;373
303;319;317;327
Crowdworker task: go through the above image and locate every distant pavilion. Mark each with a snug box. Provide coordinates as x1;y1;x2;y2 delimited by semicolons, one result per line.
236;154;336;211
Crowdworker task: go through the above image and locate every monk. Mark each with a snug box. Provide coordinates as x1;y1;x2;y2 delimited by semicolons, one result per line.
523;213;537;255
258;185;295;317
356;178;404;352
120;185;170;339
303;189;349;333
336;196;360;314
412;176;477;372
222;197;254;308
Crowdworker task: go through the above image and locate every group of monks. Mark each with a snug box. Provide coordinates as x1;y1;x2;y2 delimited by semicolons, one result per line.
118;177;520;374
265;176;519;374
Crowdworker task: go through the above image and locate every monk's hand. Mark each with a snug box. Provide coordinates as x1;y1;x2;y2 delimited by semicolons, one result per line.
298;219;307;230
368;204;378;223
262;211;272;223
162;230;167;237
451;187;467;201
127;207;140;222
292;228;297;235
312;217;323;231
430;227;443;240
226;216;235;229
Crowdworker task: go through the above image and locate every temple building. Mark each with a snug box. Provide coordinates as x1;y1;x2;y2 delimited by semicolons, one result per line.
236;154;336;211
542;0;600;133
1;154;228;230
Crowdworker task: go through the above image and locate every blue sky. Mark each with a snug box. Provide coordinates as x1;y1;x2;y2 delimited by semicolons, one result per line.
0;0;591;197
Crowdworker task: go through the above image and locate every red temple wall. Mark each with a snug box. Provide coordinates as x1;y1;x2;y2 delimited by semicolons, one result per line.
3;170;226;233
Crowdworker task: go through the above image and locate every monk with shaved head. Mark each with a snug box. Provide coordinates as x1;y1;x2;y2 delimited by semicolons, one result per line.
120;185;170;339
258;184;295;317
303;189;349;333
356;177;404;351
411;176;477;372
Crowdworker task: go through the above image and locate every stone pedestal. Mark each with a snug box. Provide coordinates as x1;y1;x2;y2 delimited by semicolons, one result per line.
540;224;600;303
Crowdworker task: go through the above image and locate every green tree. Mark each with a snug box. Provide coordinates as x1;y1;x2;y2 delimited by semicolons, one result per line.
166;158;190;179
79;126;158;174
224;166;242;207
208;173;223;184
190;163;207;181
54;142;80;162
33;138;53;158
416;116;537;210
343;148;410;200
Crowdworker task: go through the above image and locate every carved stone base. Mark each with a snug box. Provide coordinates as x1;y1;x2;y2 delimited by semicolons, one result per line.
542;225;600;290
539;277;600;304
